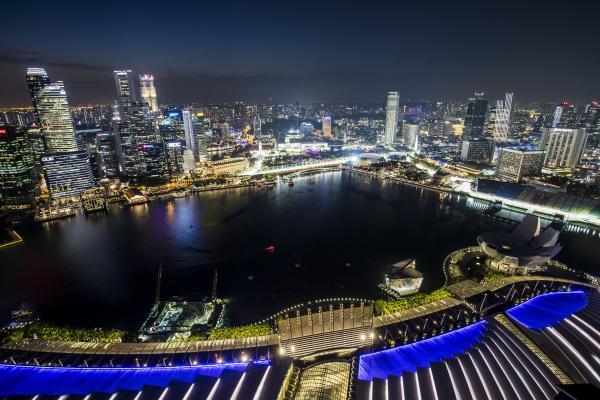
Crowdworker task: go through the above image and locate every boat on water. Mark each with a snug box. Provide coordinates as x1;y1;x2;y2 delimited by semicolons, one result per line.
265;245;276;253
288;180;294;187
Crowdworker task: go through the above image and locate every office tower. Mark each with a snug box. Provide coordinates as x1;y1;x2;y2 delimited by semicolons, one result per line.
253;114;262;138
492;92;513;142
164;139;184;176
26;68;51;125
159;113;185;142
29;76;96;198
496;147;544;182
95;132;120;178
139;143;168;178
26;126;46;173
37;82;79;153
551;102;578;128
300;122;314;136
182;108;194;151
0;125;36;209
460;138;494;163
116;102;156;176
41;152;95;198
182;149;196;173
384;91;399;145
402;124;419;151
540;128;588;168
463;93;488;138
322;116;332;138
580;100;600;149
139;74;158;112
113;70;137;101
182;109;210;162
192;116;211;162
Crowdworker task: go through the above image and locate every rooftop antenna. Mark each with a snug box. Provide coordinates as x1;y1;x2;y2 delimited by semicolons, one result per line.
155;263;163;306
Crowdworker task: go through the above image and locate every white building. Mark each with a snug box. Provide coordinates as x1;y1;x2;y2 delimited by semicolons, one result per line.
540;128;588;169
139;74;158;112
384;91;399;145
492;92;513;142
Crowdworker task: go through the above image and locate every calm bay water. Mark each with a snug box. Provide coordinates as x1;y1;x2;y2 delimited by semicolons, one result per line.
1;171;598;329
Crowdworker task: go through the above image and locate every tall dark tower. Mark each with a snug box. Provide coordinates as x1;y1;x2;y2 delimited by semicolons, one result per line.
26;68;51;125
463;92;488;138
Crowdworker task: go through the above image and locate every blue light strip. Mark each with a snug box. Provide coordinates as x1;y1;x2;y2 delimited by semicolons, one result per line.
0;360;270;396
506;290;588;330
358;321;488;381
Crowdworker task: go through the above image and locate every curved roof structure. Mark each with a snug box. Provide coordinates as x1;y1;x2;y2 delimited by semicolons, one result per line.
477;214;562;265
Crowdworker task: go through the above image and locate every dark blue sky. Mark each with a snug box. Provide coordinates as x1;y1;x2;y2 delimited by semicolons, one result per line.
1;0;599;106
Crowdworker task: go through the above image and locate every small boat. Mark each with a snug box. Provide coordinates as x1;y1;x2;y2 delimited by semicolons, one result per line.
265;245;276;253
294;263;301;268
288;181;294;187
345;262;351;267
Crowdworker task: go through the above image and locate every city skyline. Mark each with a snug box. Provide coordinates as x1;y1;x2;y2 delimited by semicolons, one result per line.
1;0;599;106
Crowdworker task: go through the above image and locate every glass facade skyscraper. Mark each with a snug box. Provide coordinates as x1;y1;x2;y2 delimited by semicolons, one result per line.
463;93;487;138
37;82;79;153
0;125;36;209
25;67;51;125
139;74;158;112
384;91;399;145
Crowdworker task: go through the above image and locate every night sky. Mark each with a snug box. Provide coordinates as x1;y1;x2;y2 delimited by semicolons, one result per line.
1;0;599;106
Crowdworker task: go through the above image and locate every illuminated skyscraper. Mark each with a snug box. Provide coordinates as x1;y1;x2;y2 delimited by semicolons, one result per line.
551;101;578;128
496;147;544;182
31;77;95;198
492;92;513;142
25;68;51;125
0;125;36;209
37;82;79;153
322;116;332;138
182;109;210;162
139;74;158;112
253;114;262;138
113;70;137;101
540;128;588;168
384;91;399;145
300;122;314;136
580;100;600;149
463;93;487;138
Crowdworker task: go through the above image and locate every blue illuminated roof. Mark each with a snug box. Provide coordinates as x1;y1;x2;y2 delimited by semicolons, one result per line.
0;361;267;396
506;290;588;330
358;321;487;381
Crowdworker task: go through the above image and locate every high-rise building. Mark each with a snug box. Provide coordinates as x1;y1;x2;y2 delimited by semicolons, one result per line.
492;92;513;142
322;116;332;138
402;124;419;151
300;122;314;136
30;75;95;198
460;138;494;164
193;116;211;162
113;70;137;101
551;102;578;128
580;100;600;150
182;109;210;162
116;102;155;176
164;139;184;176
139;74;158;112
25;68;51;125
41;152;95;198
540;128;588;168
139;143;168;178
496;147;544;182
0;125;36;209
384;91;399;145
95;132;120;178
37;82;79;153
253;114;262;138
463;93;488;138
